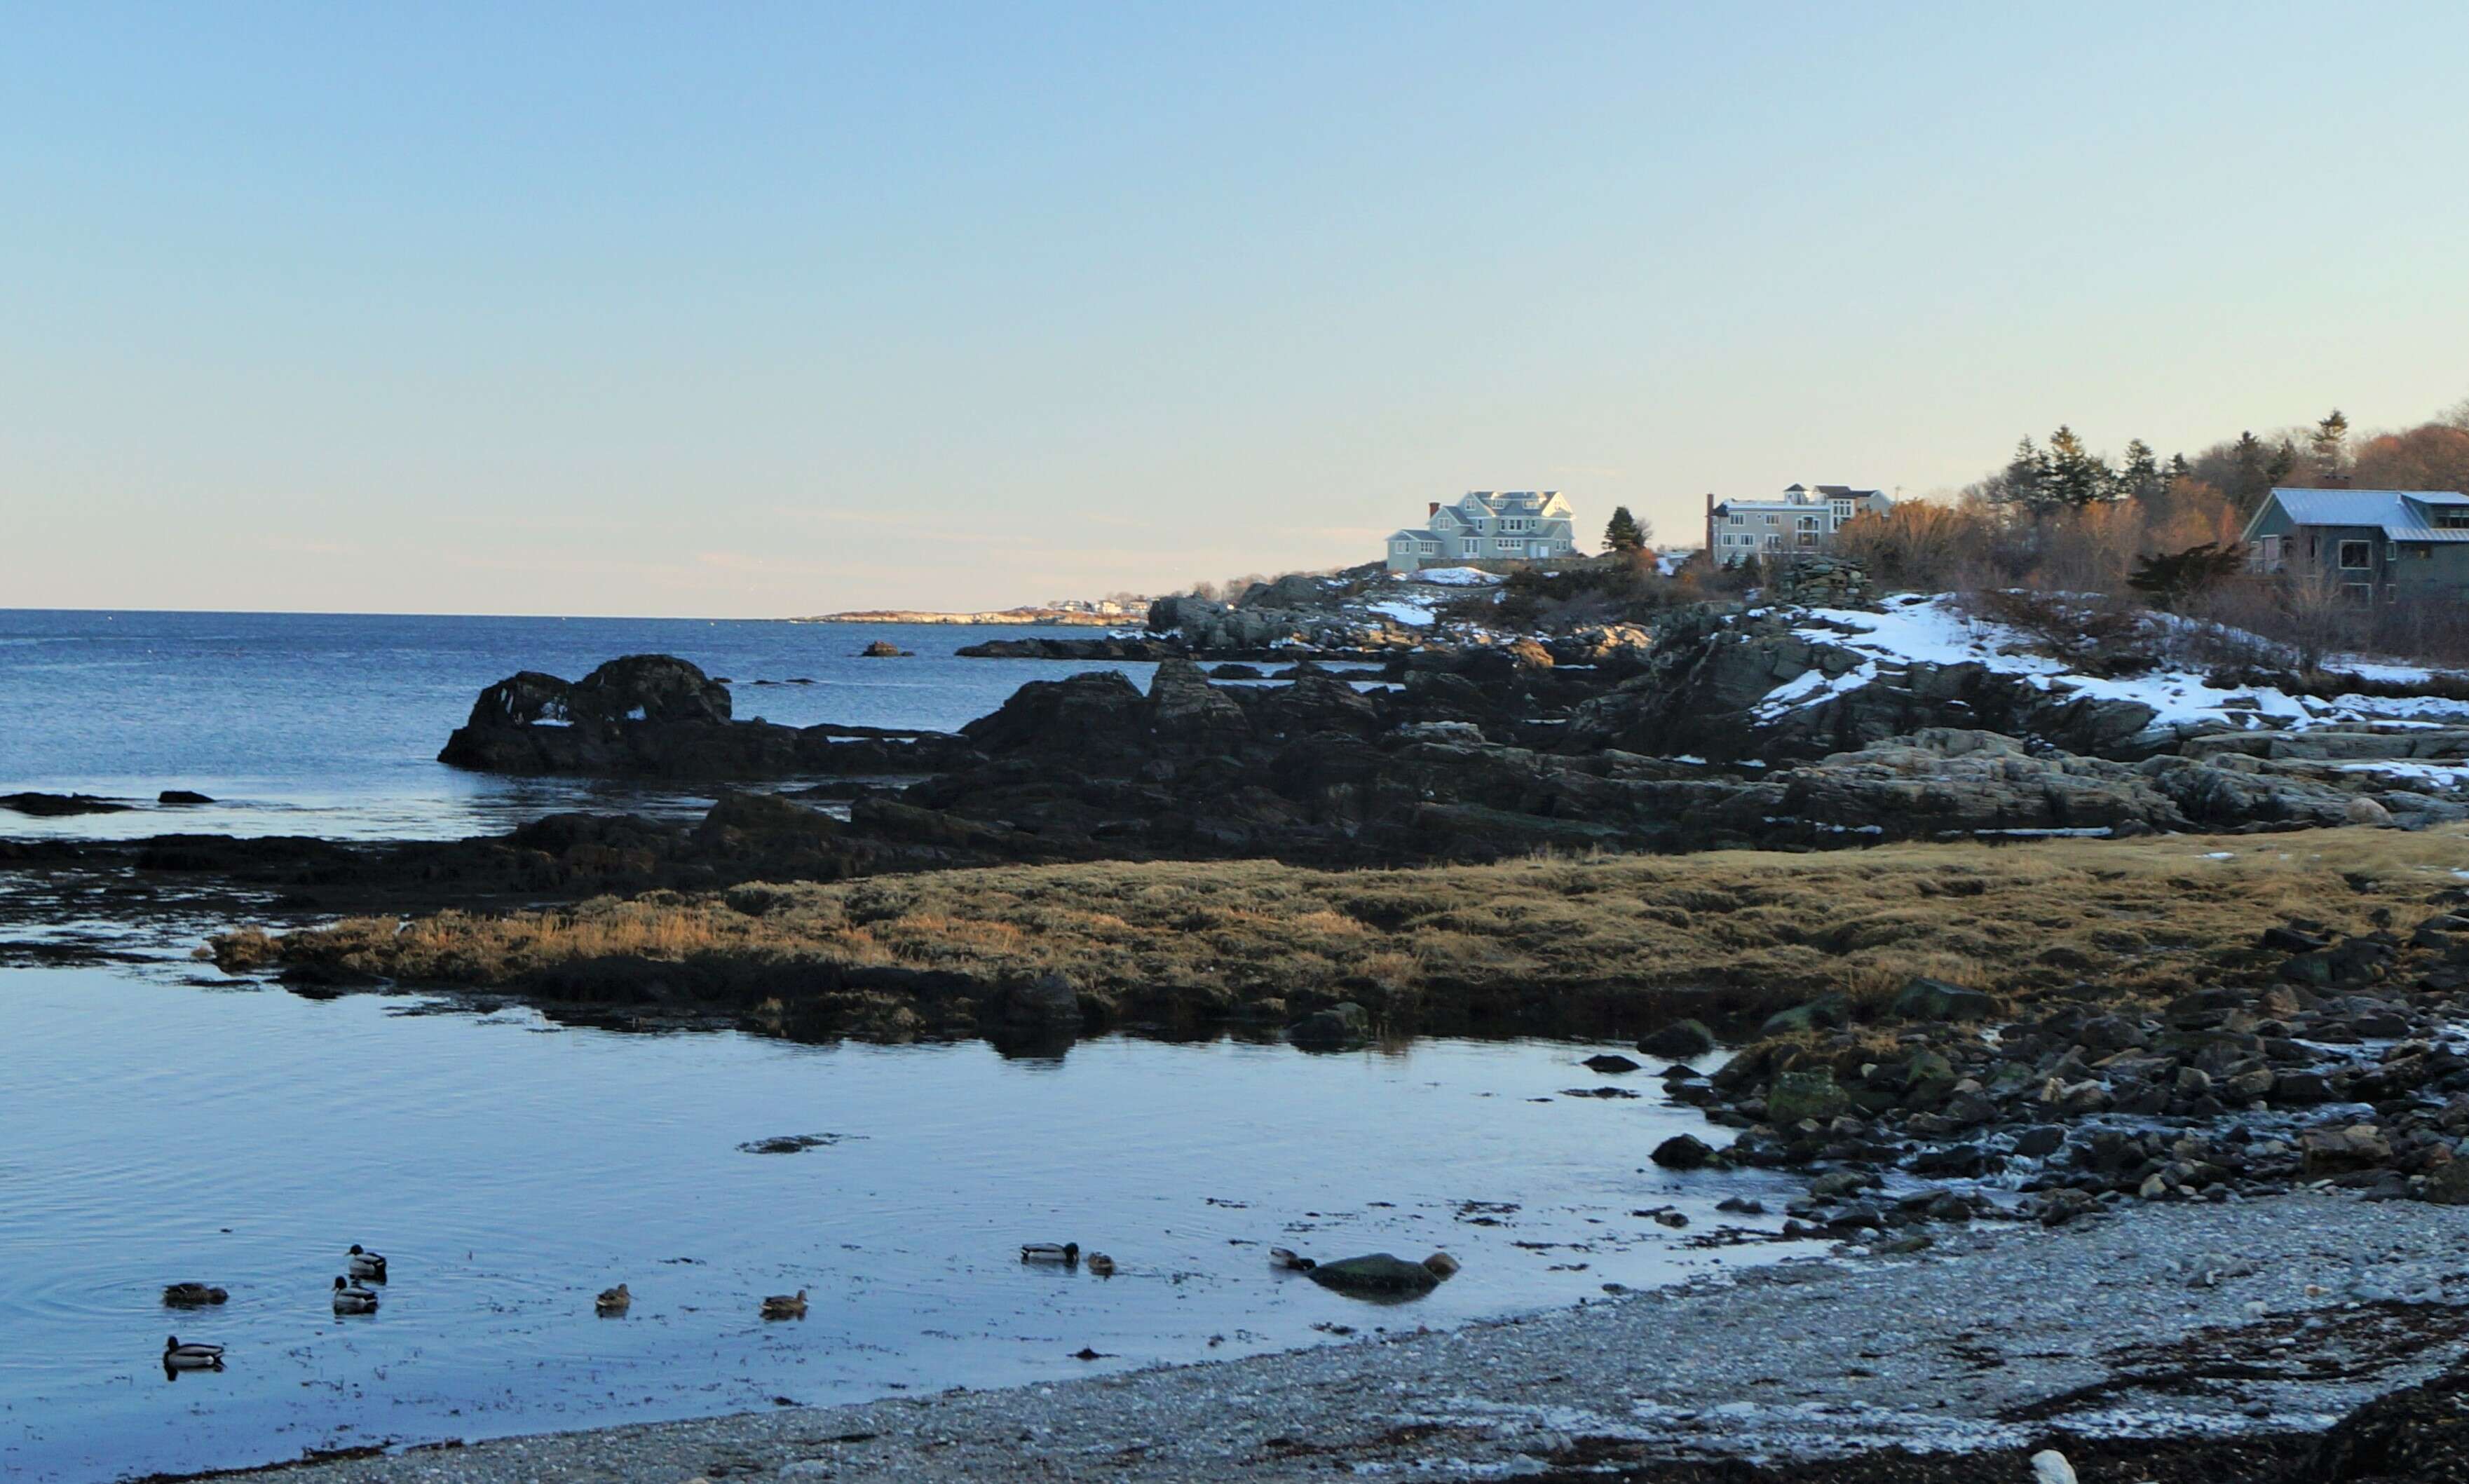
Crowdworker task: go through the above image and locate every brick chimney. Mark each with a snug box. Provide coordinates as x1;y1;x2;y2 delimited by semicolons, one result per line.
1427;501;1440;519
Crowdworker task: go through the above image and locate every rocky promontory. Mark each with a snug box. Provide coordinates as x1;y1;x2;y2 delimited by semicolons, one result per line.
437;654;971;779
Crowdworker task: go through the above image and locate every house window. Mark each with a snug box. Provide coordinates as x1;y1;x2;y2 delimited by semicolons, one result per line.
1762;515;1778;526
2259;535;2280;566
2438;512;2469;529
2337;540;2372;570
1419;541;1437;555
1727;514;1744;524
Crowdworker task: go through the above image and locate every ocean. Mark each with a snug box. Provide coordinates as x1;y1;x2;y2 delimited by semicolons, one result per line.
0;608;1162;840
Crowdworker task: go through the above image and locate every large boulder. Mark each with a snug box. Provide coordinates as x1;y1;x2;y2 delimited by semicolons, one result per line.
1638;1019;1718;1059
1146;658;1252;749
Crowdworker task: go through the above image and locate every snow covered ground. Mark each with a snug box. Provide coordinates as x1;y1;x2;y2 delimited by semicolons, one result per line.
1405;566;1506;587
1751;593;2469;744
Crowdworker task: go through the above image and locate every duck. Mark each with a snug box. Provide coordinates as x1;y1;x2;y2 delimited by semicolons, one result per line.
1268;1247;1317;1272
1084;1253;1117;1277
163;1335;224;1370
1019;1241;1080;1265
346;1244;388;1282
596;1283;632;1314
161;1282;229;1307
1422;1251;1462;1280
759;1288;808;1320
331;1276;380;1314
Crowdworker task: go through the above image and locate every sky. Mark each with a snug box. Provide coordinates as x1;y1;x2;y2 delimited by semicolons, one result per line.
5;3;2468;618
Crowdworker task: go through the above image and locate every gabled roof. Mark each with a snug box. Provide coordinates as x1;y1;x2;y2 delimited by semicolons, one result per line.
1387;529;1441;542
2254;487;2469;537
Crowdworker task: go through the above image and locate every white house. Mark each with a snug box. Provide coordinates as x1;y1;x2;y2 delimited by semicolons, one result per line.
1703;484;1892;564
1385;491;1579;572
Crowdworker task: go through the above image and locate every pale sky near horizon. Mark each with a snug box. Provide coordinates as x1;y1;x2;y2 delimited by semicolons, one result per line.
6;4;2468;618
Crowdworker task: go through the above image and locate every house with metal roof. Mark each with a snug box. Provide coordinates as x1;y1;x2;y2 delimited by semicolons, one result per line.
2241;487;2469;604
1385;491;1579;572
1703;484;1893;564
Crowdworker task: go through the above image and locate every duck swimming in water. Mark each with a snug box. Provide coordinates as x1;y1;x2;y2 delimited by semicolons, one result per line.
163;1335;224;1370
1084;1253;1117;1277
1019;1242;1079;1265
760;1288;808;1319
346;1245;387;1282
596;1283;632;1314
161;1282;229;1307
331;1276;379;1314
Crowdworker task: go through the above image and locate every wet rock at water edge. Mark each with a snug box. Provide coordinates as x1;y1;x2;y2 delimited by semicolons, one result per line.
1582;1052;1642;1075
737;1133;846;1155
1288;1000;1371;1049
1001;972;1082;1027
1636;1019;1716;1059
1650;1134;1722;1170
858;640;913;658
0;791;133;816
156;789;215;805
1307;1253;1442;1295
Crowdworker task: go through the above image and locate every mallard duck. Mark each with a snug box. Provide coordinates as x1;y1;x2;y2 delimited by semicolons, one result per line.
1019;1241;1079;1265
759;1288;808;1319
163;1335;224;1370
161;1282;229;1307
1268;1247;1317;1272
1085;1253;1117;1277
331;1276;380;1314
1422;1251;1462;1279
596;1283;632;1314
346;1244;387;1281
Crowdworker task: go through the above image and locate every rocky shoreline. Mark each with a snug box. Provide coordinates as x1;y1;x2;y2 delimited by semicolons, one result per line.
198;1195;2468;1483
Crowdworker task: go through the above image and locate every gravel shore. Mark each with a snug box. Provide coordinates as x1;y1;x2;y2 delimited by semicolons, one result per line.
220;1192;2469;1484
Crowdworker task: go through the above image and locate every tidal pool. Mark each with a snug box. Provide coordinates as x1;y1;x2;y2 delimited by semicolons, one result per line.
0;965;1800;1481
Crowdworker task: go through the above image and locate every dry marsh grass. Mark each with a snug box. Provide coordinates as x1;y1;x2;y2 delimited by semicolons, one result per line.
226;826;2469;1030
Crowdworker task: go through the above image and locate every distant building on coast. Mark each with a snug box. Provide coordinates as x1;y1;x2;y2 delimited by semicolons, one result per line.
1385;491;1580;572
1704;484;1892;564
2243;486;2469;604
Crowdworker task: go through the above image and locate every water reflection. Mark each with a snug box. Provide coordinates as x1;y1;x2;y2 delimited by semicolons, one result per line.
0;963;1804;1484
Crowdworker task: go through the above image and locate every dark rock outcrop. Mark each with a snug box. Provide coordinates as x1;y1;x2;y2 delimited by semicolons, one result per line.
440;655;967;779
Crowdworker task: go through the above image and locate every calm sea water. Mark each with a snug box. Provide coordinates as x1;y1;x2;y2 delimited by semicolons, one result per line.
0;965;1790;1483
0;608;1788;1480
0;609;1160;840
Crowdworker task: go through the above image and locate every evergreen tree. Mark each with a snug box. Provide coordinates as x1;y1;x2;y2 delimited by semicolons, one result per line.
2118;438;2164;502
2228;431;2270;509
2044;425;2118;508
1602;506;1646;552
2267;437;2298;487
2166;451;2193;484
2310;409;2351;473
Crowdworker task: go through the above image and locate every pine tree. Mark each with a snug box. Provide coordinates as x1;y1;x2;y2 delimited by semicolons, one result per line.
2267;437;2298;487
1603;506;1645;553
2119;439;2163;502
2044;425;2118;508
2310;409;2351;473
2229;431;2270;510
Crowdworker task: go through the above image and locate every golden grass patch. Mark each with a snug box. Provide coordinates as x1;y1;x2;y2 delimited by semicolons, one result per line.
226;826;2469;1022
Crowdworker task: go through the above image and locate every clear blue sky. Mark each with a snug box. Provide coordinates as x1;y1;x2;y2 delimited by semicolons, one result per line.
6;2;2466;616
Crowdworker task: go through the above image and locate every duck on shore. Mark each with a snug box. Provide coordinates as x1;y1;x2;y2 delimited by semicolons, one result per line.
596;1283;632;1314
760;1288;808;1319
163;1335;224;1370
331;1276;379;1314
346;1244;387;1282
1020;1242;1080;1265
161;1282;229;1307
